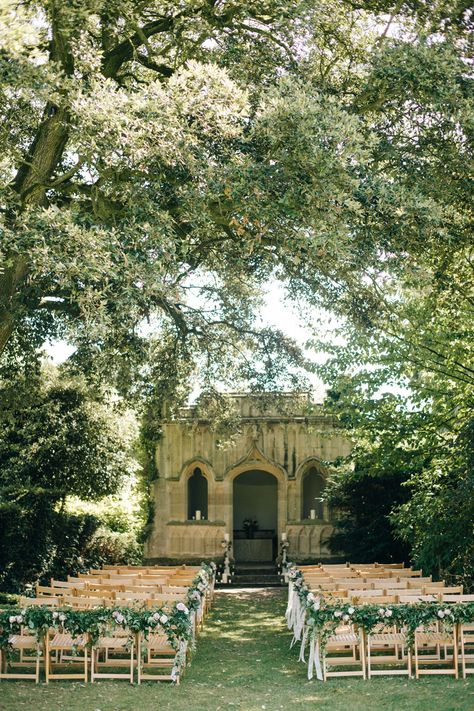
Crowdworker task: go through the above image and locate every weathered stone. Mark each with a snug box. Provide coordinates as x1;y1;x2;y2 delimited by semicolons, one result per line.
145;394;350;562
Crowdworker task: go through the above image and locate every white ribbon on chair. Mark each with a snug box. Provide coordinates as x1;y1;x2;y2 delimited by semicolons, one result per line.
307;633;324;681
286;581;295;628
293;598;306;643
299;625;308;663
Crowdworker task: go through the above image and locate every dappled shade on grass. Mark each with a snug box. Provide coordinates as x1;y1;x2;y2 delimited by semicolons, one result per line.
1;589;473;710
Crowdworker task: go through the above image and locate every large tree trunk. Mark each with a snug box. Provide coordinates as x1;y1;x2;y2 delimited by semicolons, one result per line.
0;104;70;356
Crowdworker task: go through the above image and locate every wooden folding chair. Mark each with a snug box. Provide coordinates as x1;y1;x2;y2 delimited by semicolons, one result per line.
460;624;474;678
137;632;178;683
414;625;458;678
90;629;134;683
0;627;41;683
44;628;88;682
323;626;366;680
367;626;411;678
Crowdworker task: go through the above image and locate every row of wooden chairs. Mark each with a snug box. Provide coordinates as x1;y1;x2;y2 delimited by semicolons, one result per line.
1;564;214;684
0;627;182;684
323;622;474;680
290;563;474;681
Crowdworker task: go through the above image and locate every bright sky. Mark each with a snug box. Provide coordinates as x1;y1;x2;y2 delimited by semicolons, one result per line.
44;279;331;398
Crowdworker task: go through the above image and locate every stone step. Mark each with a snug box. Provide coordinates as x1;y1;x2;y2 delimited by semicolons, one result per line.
217;579;286;588
218;567;286;588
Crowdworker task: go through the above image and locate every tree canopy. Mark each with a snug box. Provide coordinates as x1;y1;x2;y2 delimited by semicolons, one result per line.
0;0;473;585
1;1;471;407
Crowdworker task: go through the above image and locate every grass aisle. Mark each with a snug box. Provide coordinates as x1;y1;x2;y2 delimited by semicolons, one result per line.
1;589;473;711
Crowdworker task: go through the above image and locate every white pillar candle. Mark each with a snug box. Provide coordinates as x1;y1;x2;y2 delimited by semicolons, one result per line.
224;533;230;542
310;509;316;520
281;532;287;541
195;510;201;521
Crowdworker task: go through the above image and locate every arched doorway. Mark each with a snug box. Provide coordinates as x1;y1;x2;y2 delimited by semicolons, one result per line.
232;469;277;562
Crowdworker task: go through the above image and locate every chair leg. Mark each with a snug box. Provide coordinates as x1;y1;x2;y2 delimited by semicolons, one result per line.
415;637;419;679
461;629;466;679
453;626;459;680
137;635;141;685
130;643;134;684
367;637;372;679
360;631;367;680
45;636;50;684
35;648;40;684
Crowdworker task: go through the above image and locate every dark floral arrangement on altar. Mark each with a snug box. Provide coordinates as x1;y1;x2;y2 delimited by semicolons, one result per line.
243;517;259;539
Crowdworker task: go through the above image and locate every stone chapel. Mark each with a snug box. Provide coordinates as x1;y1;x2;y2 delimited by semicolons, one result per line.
145;393;351;563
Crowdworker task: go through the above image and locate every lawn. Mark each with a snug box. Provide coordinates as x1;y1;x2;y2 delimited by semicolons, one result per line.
0;588;472;711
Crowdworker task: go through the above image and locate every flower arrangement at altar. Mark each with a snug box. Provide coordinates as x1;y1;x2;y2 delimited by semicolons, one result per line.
242;517;259;539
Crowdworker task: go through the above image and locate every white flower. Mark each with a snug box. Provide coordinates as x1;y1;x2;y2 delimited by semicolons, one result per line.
347;607;355;615
438;610;445;618
385;609;393;618
160;615;168;624
58;613;66;622
8;616;16;624
53;612;59;619
307;593;315;603
16;615;23;623
378;608;385;617
312;600;321;612
153;612;160;621
176;603;189;614
444;608;452;616
342;614;349;622
334;610;342;618
147;616;155;625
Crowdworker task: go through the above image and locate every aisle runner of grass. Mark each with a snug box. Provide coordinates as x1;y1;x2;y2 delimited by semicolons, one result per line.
1;589;473;711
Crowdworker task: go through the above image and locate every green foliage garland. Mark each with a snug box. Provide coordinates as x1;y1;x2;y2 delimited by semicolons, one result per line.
0;562;216;679
288;568;474;653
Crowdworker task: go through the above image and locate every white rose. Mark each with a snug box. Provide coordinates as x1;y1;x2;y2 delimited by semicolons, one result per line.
347;607;355;615
53;612;59;619
438;610;445;618
378;608;385;616
342;614;349;622
307;593;315;603
444;608;452;616
312;600;321;612
153;612;160;621
15;615;23;623
334;610;342;618
160;615;168;624
59;614;66;622
385;609;393;618
176;603;189;614
8;616;16;624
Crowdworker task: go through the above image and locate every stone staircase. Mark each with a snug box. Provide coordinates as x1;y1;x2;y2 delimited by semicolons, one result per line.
218;562;285;588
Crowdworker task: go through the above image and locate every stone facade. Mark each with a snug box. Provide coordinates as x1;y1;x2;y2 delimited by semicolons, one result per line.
145;393;351;563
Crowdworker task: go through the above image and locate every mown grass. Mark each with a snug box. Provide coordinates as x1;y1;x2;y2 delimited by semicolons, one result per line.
0;588;473;711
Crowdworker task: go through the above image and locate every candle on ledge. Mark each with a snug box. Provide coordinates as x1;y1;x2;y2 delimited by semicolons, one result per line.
281;532;287;541
195;510;201;521
224;533;230;542
310;509;316;520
